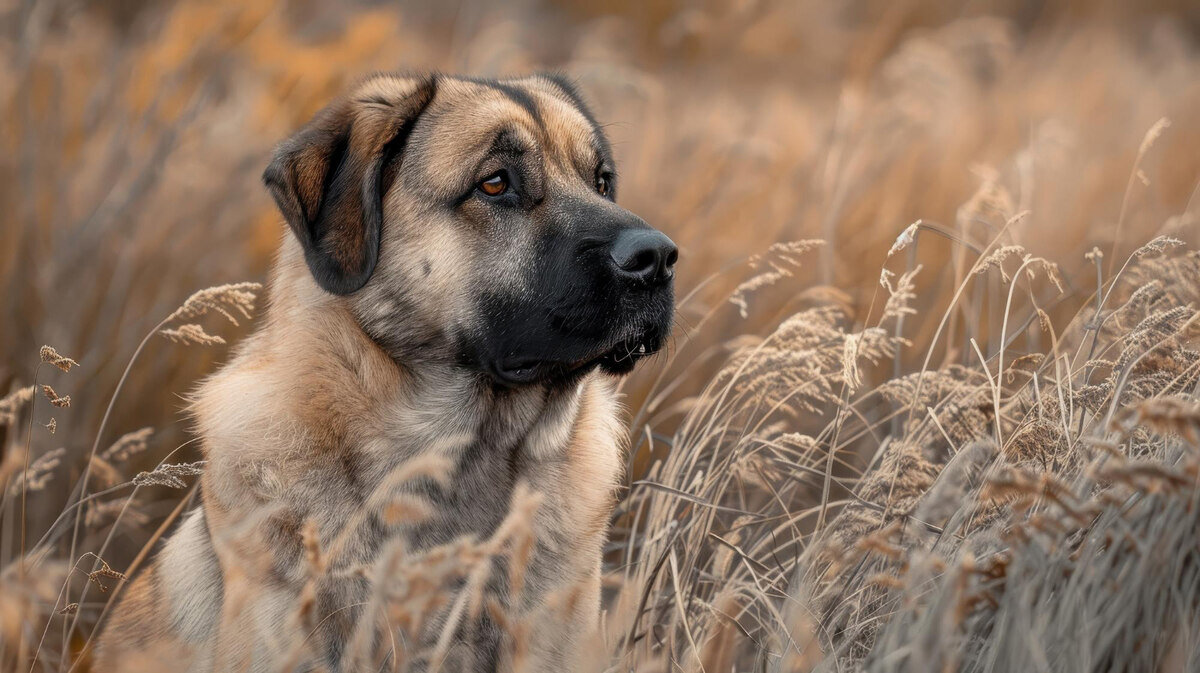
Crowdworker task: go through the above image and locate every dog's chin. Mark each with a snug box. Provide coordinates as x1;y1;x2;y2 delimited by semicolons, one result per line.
489;331;666;388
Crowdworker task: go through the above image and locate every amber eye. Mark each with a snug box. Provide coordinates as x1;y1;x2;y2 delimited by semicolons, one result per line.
479;171;509;196
596;174;612;197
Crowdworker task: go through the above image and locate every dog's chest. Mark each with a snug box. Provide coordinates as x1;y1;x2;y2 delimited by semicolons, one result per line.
319;440;524;561
312;385;574;566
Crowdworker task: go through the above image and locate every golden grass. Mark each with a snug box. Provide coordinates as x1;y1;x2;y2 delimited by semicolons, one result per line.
2;0;1199;671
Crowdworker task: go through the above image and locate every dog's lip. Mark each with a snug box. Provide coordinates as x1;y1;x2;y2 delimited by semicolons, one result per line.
492;359;547;386
597;336;656;365
491;335;662;387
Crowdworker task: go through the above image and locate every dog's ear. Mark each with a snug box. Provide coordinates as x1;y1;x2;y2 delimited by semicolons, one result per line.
263;77;436;295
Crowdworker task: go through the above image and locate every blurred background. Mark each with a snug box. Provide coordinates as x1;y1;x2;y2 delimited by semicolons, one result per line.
1;0;1198;629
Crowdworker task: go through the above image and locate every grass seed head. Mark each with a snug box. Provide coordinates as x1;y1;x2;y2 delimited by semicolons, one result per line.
165;282;263;326
0;385;34;426
39;345;79;372
40;384;71;408
160;323;226;346
132;460;206;488
102;427;155;462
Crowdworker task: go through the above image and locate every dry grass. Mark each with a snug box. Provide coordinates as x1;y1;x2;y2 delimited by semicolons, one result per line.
2;0;1199;671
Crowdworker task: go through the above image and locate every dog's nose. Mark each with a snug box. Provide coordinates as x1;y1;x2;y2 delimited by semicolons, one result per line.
609;229;678;285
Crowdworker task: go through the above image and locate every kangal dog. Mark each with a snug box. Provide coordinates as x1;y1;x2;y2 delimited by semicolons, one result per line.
96;72;677;672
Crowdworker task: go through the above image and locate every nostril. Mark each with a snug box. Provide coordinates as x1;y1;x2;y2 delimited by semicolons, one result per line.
626;249;659;274
664;247;678;268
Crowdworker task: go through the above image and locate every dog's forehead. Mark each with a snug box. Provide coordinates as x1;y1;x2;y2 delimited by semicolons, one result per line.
412;77;603;179
517;76;605;161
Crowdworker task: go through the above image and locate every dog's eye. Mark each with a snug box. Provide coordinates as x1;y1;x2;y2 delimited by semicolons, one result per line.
595;174;612;198
478;171;509;197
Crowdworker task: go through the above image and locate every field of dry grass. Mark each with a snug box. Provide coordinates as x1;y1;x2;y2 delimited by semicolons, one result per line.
2;0;1199;671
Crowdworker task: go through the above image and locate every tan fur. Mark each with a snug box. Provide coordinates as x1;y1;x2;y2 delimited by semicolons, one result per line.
94;74;649;672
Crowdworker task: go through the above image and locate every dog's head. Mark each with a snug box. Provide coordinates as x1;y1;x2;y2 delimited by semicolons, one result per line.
264;73;675;387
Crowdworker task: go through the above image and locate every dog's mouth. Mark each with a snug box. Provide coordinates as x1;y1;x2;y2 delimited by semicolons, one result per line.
491;330;665;387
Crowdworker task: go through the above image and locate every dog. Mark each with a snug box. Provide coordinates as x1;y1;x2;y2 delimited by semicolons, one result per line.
94;72;676;672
